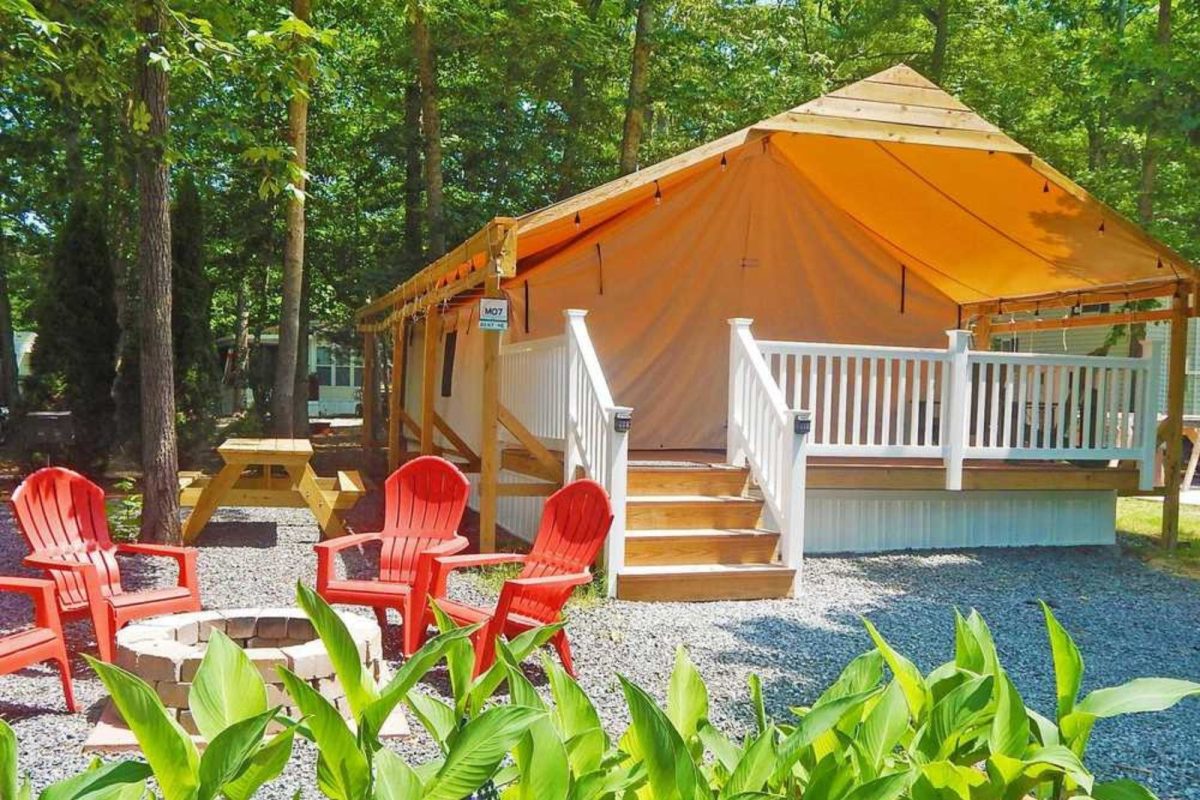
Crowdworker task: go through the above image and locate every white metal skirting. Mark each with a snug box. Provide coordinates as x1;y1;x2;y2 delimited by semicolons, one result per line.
467;471;552;544
802;489;1116;554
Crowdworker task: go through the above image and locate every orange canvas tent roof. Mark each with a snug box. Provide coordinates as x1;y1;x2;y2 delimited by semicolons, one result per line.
357;64;1194;330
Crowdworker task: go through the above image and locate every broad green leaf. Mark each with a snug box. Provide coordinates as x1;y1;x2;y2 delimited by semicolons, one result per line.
422;705;545;800
748;674;767;735
718;725;775;800
1091;778;1160;800
569;762;647;800
544;654;606;775
843;770;915;800
925;675;994;760
362;623;479;734
0;719;19;800
373;749;422;800
860;680;908;767
468;623;563;716
430;602;475;717
1026;708;1060;747
296;581;379;716
1024;745;1094;794
405;691;457;750
63;783;146;800
618;676;707;800
697;722;741;774
197;709;276;800
990;670;1031;758
667;647;709;747
1076;678;1200;718
964;611;999;676
916;761;984;799
38;761;152;800
814;650;884;707
87;657;200;800
277;667;370;800
863;619;928;721
953;610;984;674
189;629;268;741
1041;602;1083;721
497;639;569;800
222;724;297;800
773;689;879;782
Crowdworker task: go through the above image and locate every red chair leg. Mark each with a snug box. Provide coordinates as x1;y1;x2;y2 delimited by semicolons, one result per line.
55;654;77;712
552;630;576;677
401;602;426;658
88;603;115;663
373;607;389;634
471;620;503;679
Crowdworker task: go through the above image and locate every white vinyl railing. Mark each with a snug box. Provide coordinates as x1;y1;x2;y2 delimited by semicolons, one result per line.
750;328;1159;492
727;319;810;593
564;310;632;597
500;335;567;445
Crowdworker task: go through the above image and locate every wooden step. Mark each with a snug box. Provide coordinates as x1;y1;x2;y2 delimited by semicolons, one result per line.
616;564;795;601
627;465;749;497
626;495;763;530
624;528;779;566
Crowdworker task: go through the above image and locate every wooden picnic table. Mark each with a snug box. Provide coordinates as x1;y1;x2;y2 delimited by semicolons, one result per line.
179;438;365;543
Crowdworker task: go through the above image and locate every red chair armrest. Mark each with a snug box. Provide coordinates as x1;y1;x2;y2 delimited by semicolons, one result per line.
0;577;63;633
313;532;383;591
115;542;199;592
429;552;525;598
22;555;104;619
507;572;591;590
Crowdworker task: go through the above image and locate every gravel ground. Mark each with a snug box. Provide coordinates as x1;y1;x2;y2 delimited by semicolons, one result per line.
1;505;1197;799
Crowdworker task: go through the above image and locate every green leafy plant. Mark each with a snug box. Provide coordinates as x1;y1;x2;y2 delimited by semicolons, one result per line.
107;478;143;543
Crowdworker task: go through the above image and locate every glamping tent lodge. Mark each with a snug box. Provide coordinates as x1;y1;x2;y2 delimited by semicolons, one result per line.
353;65;1195;602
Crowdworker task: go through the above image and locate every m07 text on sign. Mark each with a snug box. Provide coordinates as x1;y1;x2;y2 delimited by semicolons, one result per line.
479;297;509;331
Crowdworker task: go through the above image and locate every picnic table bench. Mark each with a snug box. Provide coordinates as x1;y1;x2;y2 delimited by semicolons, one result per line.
179;438;365;543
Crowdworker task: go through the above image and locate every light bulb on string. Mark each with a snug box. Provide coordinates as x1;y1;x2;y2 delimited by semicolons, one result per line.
654;180;662;206
574;211;581;230
720;153;728;172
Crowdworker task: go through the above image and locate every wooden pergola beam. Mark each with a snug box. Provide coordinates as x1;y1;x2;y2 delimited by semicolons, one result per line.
420;307;439;455
361;331;377;448
1162;291;1189;549
479;272;502;553
387;319;407;472
986;307;1174;335
961;279;1186;319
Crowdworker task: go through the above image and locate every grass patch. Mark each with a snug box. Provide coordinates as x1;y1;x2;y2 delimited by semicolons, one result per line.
1116;498;1200;579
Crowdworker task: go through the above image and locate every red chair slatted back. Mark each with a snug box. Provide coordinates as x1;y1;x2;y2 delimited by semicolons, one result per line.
11;467;121;607
511;479;612;621
378;456;470;585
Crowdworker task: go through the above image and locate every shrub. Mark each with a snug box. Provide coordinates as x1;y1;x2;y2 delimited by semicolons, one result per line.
2;596;1195;800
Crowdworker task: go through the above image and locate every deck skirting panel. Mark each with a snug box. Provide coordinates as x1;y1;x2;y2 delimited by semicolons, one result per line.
468;470;552;544
802;489;1116;554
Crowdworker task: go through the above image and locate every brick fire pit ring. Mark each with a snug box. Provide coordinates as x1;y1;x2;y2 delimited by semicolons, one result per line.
85;608;406;750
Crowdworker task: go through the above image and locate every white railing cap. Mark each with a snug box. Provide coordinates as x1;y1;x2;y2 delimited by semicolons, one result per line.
564;309;589;319
728;317;754;328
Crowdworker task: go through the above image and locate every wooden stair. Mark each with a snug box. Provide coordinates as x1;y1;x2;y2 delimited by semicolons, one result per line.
616;464;795;601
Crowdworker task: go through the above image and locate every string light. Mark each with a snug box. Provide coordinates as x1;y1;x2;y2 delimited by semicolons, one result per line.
1098;220;1106;234
574;211;581;230
720;153;728;172
1042;180;1050;193
654;180;662;206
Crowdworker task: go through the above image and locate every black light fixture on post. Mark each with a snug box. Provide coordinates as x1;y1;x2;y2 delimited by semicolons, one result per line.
794;413;811;437
614;410;632;434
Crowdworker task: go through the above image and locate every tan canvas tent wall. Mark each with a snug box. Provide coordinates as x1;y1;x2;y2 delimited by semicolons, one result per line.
373;64;1193;452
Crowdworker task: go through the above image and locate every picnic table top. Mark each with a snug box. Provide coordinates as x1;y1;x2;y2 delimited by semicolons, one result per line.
216;437;315;462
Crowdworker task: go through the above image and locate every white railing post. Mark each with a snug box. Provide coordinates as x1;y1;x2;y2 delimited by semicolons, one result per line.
782;410;811;595
604;406;632;597
944;330;972;491
1139;340;1159;491
563;310;586;483
727;318;752;467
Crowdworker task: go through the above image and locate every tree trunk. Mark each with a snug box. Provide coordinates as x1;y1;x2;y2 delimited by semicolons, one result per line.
924;0;951;82
272;0;312;436
0;239;20;408
618;0;655;176
292;269;310;432
403;81;423;266
559;0;603;196
135;0;180;544
231;275;250;412
1137;0;1171;227
411;0;445;257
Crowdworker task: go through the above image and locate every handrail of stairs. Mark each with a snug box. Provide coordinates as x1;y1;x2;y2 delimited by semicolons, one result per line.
564;309;632;597
727;318;811;593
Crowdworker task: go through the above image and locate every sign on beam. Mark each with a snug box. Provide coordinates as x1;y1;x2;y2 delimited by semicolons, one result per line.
479;297;509;331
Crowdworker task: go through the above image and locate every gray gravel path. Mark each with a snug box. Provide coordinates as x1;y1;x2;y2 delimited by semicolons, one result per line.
1;506;1197;799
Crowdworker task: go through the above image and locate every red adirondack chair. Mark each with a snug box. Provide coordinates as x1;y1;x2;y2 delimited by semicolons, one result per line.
0;576;76;712
315;456;471;656
11;467;201;663
429;479;613;677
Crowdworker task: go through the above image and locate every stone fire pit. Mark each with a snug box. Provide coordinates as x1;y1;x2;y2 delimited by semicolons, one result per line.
85;608;405;750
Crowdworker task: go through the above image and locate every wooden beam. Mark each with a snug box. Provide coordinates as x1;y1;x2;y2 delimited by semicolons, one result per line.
387;319;407;472
432;411;480;466
497;482;558;497
420;307;439;455
760;114;1029;156
989;308;1174;335
1162;292;1188;549
361;331;377;448
497;403;564;482
479;275;502;553
973;314;992;351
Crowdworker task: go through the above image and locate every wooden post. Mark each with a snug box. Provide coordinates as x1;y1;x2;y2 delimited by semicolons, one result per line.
420;308;439;455
973;315;993;351
361;331;377;448
1162;291;1188;549
388;318;407;472
479;274;502;553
